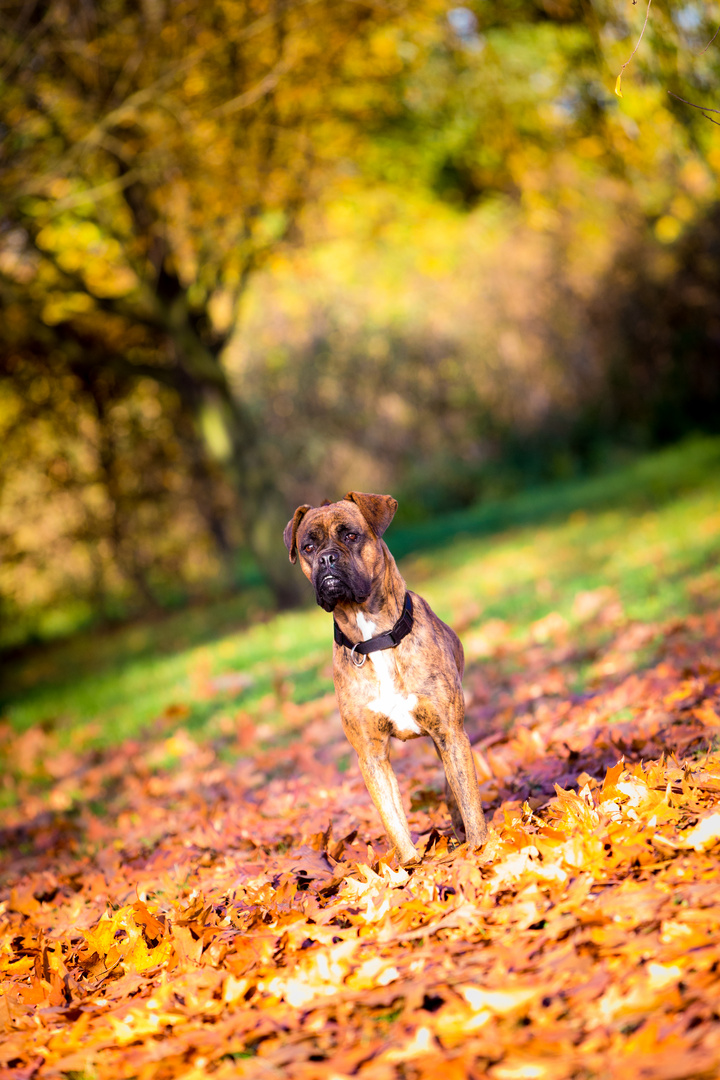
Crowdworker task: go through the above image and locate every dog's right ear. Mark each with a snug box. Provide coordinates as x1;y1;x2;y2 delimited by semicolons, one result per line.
283;505;312;563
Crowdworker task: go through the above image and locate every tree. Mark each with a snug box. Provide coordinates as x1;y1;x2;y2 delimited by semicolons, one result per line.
4;0;720;640
0;0;431;606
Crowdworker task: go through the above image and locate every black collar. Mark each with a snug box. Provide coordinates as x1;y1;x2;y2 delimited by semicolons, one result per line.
334;592;414;664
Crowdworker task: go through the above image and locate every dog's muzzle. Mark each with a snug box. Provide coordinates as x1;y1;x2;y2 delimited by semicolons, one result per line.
315;572;349;611
315;568;370;612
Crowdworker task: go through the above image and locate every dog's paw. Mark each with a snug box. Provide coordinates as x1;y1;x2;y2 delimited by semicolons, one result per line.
398;846;421;867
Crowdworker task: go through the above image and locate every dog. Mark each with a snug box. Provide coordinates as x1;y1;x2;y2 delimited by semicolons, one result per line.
283;490;487;864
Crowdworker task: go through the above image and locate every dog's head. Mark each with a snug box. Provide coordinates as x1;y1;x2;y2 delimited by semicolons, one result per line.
283;491;398;612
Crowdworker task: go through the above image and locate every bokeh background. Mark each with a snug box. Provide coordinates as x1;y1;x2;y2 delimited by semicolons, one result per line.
2;0;720;652
5;10;720;1071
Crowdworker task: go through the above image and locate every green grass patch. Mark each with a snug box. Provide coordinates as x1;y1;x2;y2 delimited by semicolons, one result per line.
2;436;719;754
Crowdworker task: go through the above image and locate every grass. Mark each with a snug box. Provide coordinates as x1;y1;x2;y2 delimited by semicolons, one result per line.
2;436;720;756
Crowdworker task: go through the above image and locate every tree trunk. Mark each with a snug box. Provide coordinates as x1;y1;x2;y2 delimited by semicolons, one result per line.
164;303;307;606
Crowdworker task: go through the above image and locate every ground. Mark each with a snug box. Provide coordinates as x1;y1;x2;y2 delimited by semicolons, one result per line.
2;441;720;1079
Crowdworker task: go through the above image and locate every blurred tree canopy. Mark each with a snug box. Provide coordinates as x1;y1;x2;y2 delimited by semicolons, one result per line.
2;0;720;646
0;0;431;612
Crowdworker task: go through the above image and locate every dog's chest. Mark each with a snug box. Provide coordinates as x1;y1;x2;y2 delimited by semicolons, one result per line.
355;612;421;735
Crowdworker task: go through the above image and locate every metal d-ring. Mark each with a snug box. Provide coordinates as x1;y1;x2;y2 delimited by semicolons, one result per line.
350;643;367;668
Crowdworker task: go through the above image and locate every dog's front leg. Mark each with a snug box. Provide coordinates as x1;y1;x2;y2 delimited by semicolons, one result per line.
434;728;488;850
347;725;419;865
358;753;420;865
433;740;467;841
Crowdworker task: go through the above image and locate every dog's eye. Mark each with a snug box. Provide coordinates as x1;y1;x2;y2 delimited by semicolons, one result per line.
346;533;357;542
303;544;314;554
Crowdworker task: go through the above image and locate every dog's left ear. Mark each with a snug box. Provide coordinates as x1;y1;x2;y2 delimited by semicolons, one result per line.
344;492;398;539
283;504;312;563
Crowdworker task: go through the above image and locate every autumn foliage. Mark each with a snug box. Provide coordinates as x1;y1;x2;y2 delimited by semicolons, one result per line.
2;601;720;1079
5;0;720;639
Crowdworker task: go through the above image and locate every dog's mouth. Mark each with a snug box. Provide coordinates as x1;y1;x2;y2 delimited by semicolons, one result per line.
314;572;346;611
315;572;365;612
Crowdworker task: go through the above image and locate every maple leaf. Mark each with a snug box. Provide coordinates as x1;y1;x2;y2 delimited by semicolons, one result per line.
81;905;172;975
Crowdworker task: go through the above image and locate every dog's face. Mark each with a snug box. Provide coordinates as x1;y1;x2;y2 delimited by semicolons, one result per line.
283;492;398;612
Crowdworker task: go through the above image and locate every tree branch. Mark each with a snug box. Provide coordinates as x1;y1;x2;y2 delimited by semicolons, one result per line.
211;53;297;118
668;90;720;127
615;0;652;98
42;169;143;216
701;25;720;54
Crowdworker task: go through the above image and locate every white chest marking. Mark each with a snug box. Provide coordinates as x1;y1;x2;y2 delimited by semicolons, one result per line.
355;611;420;734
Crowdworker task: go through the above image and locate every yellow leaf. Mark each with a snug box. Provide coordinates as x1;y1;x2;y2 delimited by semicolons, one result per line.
9;889;40;916
18;977;55;1005
82;911;121;959
222;975;249;1004
646;961;683;989
460;984;538;1014
3;956;34;976
615;74;623;97
602;760;625;791
663;681;695;707
126;936;173;974
132;899;165;940
683;810;720;851
82;906;171;973
348;957;399;989
384;1026;434;1062
694;703;720;727
432;1003;491;1043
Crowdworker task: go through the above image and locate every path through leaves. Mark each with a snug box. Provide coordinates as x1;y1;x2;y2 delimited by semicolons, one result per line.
2;608;720;1079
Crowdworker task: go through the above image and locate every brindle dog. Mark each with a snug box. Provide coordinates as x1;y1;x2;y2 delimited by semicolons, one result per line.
284;491;487;865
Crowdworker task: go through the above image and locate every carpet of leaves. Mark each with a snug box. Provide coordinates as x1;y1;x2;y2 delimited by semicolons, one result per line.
2;605;720;1080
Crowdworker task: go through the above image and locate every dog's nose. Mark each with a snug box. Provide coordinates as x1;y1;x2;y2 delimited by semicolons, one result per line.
319;550;339;570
